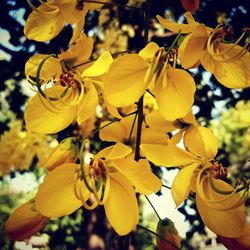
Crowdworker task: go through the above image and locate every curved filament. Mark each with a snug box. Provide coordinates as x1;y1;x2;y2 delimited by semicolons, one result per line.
207;28;249;62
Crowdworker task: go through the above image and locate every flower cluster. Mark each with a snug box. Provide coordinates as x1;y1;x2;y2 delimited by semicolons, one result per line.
5;0;249;248
0;121;56;176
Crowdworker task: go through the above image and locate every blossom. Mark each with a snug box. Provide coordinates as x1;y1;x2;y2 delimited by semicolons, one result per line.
35;142;161;235
0;121;56;175
104;42;196;121
5;200;49;241
24;33;113;134
157;12;250;88
24;0;110;42
141;125;247;237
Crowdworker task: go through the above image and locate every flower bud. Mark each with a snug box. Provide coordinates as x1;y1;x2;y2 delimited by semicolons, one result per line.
46;137;79;171
181;0;200;12
156;218;181;250
5;200;49;241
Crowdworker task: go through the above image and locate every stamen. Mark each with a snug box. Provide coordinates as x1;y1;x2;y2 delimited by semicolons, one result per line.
37;91;62;114
50;82;83;108
207;28;249;62
209;173;249;195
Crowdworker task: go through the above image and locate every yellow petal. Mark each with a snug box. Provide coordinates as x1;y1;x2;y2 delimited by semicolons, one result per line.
99;120;127;143
103;97;123;119
104;54;148;107
196;194;246;237
5;200;48;241
218;224;250;250
154;68;196;121
55;0;88;24
82;51;113;77
25;54;62;81
140;144;199;167
24;5;65;42
35;163;83;217
201;45;250;88
141;128;169;145
156;15;197;33
25;87;77;134
196;176;245;211
179;110;198;125
179;25;208;68
46;137;79;171
59;33;93;66
145;110;180;133
184;125;218;159
138;42;160;59
171;163;199;207
70;18;87;44
104;172;138;235
106;142;132;160
112;158;162;194
77;80;98;124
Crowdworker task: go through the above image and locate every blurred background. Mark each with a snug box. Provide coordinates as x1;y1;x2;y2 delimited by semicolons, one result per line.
0;0;249;249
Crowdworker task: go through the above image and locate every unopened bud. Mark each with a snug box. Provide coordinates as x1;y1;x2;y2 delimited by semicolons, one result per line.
156;218;181;250
5;200;49;241
46;137;79;171
181;0;200;12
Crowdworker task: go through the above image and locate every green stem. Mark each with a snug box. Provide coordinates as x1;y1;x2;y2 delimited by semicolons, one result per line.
128;113;137;144
137;224;180;250
165;30;182;55
162;184;171;190
145;195;162;221
134;0;151;161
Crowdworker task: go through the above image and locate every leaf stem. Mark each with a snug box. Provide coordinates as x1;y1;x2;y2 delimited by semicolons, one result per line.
145;195;162;221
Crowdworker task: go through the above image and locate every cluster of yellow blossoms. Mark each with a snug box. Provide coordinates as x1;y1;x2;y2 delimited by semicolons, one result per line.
0;121;56;176
5;0;249;248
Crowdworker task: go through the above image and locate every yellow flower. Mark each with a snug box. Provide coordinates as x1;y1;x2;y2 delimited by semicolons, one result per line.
0;121;55;175
104;42;196;121
24;0;110;42
157;12;250;88
5;200;49;241
24;33;113;134
141;125;247;237
35;142;161;235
